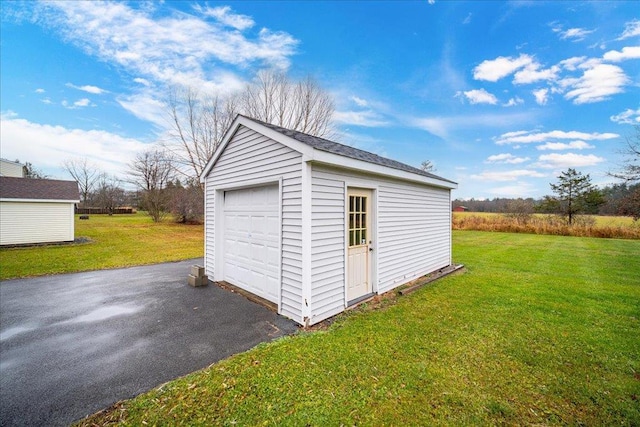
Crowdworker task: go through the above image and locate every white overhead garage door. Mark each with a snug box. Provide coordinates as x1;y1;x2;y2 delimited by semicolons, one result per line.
223;185;280;303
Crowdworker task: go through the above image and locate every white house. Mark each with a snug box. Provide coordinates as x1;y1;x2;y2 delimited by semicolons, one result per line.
0;159;26;178
0;177;80;246
200;115;457;326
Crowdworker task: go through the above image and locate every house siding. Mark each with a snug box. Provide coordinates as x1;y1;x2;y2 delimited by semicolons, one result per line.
0;160;24;178
204;125;304;323
377;180;451;293
308;165;452;323
0;201;74;245
309;168;346;324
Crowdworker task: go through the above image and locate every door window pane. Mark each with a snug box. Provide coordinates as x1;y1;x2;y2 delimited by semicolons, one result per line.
348;194;368;247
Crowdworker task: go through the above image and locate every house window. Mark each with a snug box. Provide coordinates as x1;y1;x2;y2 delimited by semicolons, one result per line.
348;195;367;247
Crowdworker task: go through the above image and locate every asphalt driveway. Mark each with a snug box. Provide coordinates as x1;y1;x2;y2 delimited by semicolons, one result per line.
0;259;298;427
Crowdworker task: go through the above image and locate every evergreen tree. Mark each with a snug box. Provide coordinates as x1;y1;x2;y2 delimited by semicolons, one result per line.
538;168;604;225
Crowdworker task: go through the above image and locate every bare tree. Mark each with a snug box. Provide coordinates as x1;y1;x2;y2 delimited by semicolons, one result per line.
165;88;238;181
167;180;204;224
608;125;640;220
164;70;335;184
609;125;640;183
420;160;435;172
241;70;334;138
93;174;125;215
63;158;101;206
22;161;48;179
127;148;175;222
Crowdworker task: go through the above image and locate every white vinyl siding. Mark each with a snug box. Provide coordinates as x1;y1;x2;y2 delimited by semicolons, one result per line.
309;165;452;316
0;201;75;245
204;125;303;322
377;181;451;293
309;168;346;323
0;160;24;178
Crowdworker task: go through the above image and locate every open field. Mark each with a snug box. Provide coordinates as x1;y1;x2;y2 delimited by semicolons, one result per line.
0;213;204;280
77;231;640;426
453;212;640;239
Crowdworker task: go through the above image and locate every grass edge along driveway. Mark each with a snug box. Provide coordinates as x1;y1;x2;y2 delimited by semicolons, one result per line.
77;231;640;426
0;213;204;280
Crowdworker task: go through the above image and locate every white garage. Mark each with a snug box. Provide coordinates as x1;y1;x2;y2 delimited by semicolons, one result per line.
201;115;457;326
0;176;80;246
223;185;280;303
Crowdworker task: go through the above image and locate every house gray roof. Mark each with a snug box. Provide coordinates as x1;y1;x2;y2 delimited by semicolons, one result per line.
0;176;80;201
242;115;457;185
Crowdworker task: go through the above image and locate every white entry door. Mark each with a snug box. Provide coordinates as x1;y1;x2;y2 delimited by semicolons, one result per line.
347;188;372;302
223;185;280;303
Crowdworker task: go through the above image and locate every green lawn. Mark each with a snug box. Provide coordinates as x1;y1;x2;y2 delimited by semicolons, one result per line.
0;213;204;280
77;231;640;426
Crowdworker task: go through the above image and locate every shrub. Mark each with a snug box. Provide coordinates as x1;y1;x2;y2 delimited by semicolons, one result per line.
452;213;640;239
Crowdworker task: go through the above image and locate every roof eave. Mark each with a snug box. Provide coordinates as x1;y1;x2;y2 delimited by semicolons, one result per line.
1;198;80;203
307;150;458;189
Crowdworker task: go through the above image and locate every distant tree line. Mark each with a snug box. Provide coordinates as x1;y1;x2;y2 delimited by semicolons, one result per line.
453;181;638;221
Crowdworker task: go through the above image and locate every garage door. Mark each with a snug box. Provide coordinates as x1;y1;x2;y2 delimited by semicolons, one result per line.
223;185;280;303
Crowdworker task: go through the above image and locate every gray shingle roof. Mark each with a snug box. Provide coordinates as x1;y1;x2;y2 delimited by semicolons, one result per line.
0;177;80;201
244;115;456;184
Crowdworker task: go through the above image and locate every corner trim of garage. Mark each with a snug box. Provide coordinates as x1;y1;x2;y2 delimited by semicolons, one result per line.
215;281;278;312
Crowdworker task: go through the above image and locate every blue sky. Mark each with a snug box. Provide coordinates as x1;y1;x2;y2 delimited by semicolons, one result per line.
1;1;638;199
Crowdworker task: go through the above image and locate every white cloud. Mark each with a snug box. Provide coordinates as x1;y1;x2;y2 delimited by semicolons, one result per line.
560;56;588;71
412;117;449;139
459;88;498;105
66;83;107;94
485;153;530;164
562;63;629;104
532;88;549;105
487;182;538;197
463;13;472;25
193;5;254;30
73;98;92;107
602;46;640;62
41;98;52;104
35;88;45;93
473;54;533;82
333;110;389;127
471;169;545;181
35;1;298;93
496;129;618;145
409;111;536;139
559;27;595;41
116;92;168;128
536;153;605;168
503;97;524;107
62;98;95;109
536;141;595;150
350;96;369;107
133;77;151;86
0;113;148;177
513;64;560;84
610;108;640;125
617;19;640;40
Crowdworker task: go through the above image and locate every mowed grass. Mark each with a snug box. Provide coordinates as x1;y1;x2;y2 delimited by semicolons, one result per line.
0;213;204;280
77;231;640;426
